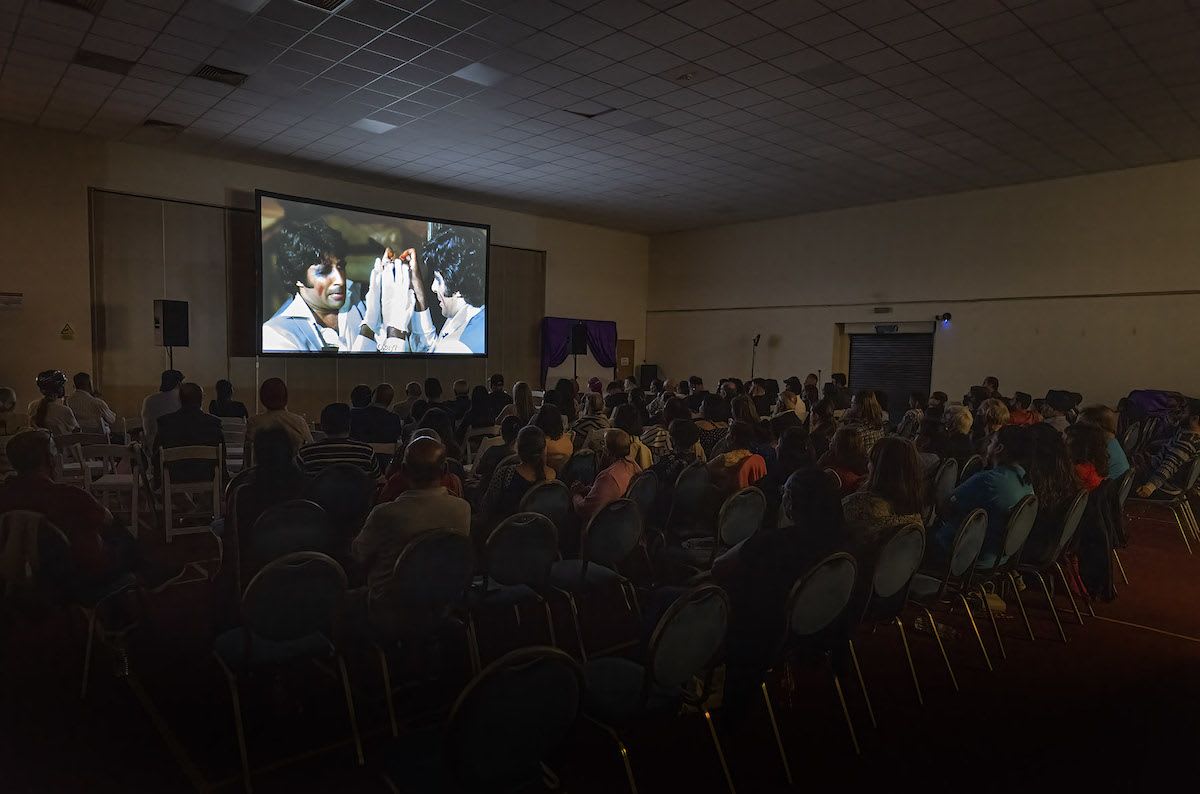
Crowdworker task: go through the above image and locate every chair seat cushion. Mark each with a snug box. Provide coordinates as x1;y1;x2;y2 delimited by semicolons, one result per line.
214;627;334;669
549;560;622;591
583;657;679;724
93;474;136;488
662;543;714;571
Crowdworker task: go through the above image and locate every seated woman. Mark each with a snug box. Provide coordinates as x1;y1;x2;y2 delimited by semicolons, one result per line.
843;390;886;453
235;427;312;580
209;378;249;419
571;391;610;449
1077;405;1130;480
938;404;975;466
894;392;925;439
572;429;640;522
807;398;836;459
843;437;925;553
531;403;573;472
706;420;768;495
932;425;1034;559
714;395;774;460
496;381;535;425
1022;423;1083;564
972;398;1010;457
817;426;869;496
478;426;555;532
758;426;816;527
456;385;496;446
611;404;653;470
695;394;731;460
1067;423;1109;493
649;419;703;526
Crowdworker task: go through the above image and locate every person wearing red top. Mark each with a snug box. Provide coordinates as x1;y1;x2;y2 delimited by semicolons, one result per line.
1007;391;1040;426
1067;423;1109;492
572;429;640;522
817;426;869;496
707;420;768;495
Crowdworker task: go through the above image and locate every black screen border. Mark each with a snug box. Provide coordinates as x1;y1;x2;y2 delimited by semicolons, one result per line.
254;189;491;359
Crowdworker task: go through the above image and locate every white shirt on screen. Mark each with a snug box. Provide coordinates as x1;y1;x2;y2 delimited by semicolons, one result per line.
261;292;368;353
408;304;485;354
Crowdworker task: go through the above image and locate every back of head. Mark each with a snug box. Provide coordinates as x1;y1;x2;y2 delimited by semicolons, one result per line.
512;382;533;419
909;391;926;409
728;420;757;451
829;426;865;464
216;378;234;401
850;390;882;426
350;384;372;408
160;369;184;392
0;386;16;413
420;408;455;445
945;404;973;435
470;385;489;409
776;426;814;472
73;372;91;390
584;391;605;417
730;394;760;424
605;381;623;395
36;370;67;399
611;404;642;437
1014;391;1032;410
778;390;798;412
663;397;690;425
499;415;521;444
320;402;351;435
1078;405;1116;435
374;383;395;407
604;428;632;461
677;380;691;396
403;436;446;487
516;425;547;474
867;437;923;515
6;429;54;476
254;426;296;472
831;373;847;388
453;379;468;398
995;424;1033;468
425;378;443;401
668;418;700;451
532;404;564;440
688;376;703;390
979;397;1010;429
260;377;288;411
179;382;203;409
587;376;603;394
700;394;730;423
930;391;948;406
489;373;504;391
1067;423;1109;477
783;468;844;532
984;376;1000;391
405;381;423;398
1024;423;1073;506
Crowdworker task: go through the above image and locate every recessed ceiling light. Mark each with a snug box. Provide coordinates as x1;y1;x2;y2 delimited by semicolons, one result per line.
72;49;135;75
662;63;716;85
352;118;397;134
453;63;509;87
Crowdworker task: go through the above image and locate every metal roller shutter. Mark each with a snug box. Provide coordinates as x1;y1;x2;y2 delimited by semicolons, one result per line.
848;334;934;420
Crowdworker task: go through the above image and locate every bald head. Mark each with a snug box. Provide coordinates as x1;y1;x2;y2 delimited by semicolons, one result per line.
604;428;631;460
403;435;446;487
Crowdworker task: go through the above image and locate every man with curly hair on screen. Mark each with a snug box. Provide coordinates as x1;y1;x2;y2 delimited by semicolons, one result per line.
392;225;488;355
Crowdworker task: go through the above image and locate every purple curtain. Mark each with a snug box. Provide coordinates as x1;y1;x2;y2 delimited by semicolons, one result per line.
540;316;618;386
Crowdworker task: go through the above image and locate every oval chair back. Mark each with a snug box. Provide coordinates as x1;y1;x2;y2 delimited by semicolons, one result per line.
948;508;989;581
312;463;376;537
249;499;332;566
1183;456;1200;492
497;453;520;472
560;449;598;486
1115;467;1135;509
717;486;765;548
371;529;474;639
865;524;926;622
1120;422;1141;455
486;512;558;591
1044;490;1090;566
648;584;730;690
625;470;658;521
785;552;858;639
0;510;73;598
518;479;572;537
665;462;710;528
582;498;643;568
958;455;983;483
445;647;583;791
241;552;347;643
995;494;1039;571
933;457;959;506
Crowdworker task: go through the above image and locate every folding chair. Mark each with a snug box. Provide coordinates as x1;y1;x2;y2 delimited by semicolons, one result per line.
85;443;147;538
972;495;1040;659
1125;457;1200;554
1016;490;1088;642
221;417;246;473
160;445;223;542
463;425;500;464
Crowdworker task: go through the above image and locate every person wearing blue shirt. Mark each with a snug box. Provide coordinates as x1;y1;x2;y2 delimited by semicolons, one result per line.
933;425;1034;560
1078;405;1130;480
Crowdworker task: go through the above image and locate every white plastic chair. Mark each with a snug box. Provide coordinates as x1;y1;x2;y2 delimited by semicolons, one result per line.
463;425;500;464
220;417;246;473
85;443;145;538
160;445;223;543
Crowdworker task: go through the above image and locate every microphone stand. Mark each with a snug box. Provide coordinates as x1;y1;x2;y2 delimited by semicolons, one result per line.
750;334;761;381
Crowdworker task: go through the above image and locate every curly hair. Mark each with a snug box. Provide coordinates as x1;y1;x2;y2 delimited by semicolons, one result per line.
422;225;486;306
272;219;347;289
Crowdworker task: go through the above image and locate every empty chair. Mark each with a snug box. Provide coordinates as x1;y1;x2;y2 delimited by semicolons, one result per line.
664;461;713;540
56;432;108;485
381;647;583;793
85;443;146;538
160;445;223;542
1017;490;1088;642
973;494;1040;659
559;448;598;487
666;487;766;576
958;454;983;483
311;463;376;543
213;552;362;791
581;584;735;794
246;500;332;576
761;552;860;778
624;469;658;525
925;457;959;526
518;479;573;545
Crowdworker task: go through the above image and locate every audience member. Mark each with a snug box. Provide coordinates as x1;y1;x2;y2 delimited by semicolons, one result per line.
914;417;945;474
603;380;628;413
236;427;312;575
154;382;223;483
572;429;639;522
973;398;1011;456
818;426;868;495
1008;391;1038;426
933;424;1034;558
378;428;464;502
350;384;403;443
611;404;653;470
894;392;925;439
843;437;925;551
844;390;886;452
627;387;650;428
0;386;22;436
758;426;815;526
457;385;497;444
245;378;312;454
531;404;573;472
29;370;79;436
66;372;116;435
353;436;470;601
497;381;535;424
649;419;702;525
481;426;555;527
473;416;520;483
929;391;949;410
412;377;445;420
707;420;768;495
801;383;820;413
685;375;708;413
486;373;512;421
208;379;249;420
939;405;975;465
417;408;462;462
1078;405;1129;480
448;379;471;421
298;402;380;479
572;392;610;446
1022;423;1083;563
551;378;578;424
1067;423;1108;492
827;373;851;410
808;398;836;459
1135;398;1200;498
768;390;806;437
695;395;731;459
391;381;422;421
140;369;183;450
1041;391;1072;434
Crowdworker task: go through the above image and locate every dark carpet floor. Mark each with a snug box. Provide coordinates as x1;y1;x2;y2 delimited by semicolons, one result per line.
2;507;1199;793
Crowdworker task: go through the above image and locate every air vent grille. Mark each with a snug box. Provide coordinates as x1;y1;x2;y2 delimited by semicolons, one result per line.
192;64;249;87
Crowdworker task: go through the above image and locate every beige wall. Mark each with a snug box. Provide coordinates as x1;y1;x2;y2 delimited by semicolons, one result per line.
647;159;1200;406
0;121;648;414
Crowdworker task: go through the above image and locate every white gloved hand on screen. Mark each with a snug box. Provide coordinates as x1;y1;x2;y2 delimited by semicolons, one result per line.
359;257;385;336
380;249;416;337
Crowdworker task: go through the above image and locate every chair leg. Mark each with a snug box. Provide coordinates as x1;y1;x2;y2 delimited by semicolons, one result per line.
336;655;364;766
1053;562;1085;626
541;597;559;649
894;617;923;706
831;673;861;756
584;716;639;794
1035;572;1067;643
466;613;482;675
978;586;1006;660
1181;501;1200;541
1170;505;1194;554
1112;549;1130;585
1006;573;1036;642
922;607;958;692
375;646;399;738
217;660;252;793
703;709;737;794
957;593;993;672
80;607;97;700
760;681;792;785
555;588;588;663
846;640;876;729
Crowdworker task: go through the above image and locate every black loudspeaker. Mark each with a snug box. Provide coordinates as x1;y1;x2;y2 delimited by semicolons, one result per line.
154;299;189;347
571;323;588;355
638;364;659;389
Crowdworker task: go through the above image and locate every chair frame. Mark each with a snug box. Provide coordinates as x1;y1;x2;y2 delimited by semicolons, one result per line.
1016;489;1089;642
958;454;984;484
463;425;500;464
84;442;147;538
972;494;1040;659
160;444;223;543
1126;456;1200;555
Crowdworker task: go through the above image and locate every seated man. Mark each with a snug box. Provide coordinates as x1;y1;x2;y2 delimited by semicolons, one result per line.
1135;398;1200;499
352;436;470;602
298;402;380;479
571;429;641;522
0;430;178;589
154;382;223;484
448;379;471;421
66;372;117;435
378;429;464;501
350;383;403;443
391;381;423;421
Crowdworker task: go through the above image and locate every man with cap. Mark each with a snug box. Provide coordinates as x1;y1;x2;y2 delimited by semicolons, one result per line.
1042;390;1075;434
141;369;183;451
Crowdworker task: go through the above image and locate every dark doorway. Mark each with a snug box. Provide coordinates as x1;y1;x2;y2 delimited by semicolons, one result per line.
848;333;934;423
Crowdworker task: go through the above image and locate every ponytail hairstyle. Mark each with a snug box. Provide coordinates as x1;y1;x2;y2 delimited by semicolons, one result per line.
516;425;548;482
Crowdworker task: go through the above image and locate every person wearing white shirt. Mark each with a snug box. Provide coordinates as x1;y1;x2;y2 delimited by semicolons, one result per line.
141;369;183;451
28;370;80;436
66;372;116;435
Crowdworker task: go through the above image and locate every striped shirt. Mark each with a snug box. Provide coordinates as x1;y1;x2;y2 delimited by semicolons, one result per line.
297;437;381;479
1148;429;1200;491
